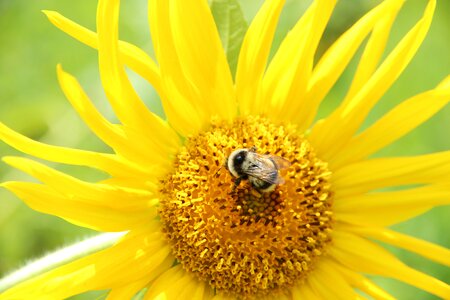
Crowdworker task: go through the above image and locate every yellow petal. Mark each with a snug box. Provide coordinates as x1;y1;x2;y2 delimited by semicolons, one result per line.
2;181;154;232
106;278;149;300
149;0;209;136
344;2;404;103
43;10;164;99
308;258;363;300
3;156;157;211
44;7;178;157
343;226;450;267
235;0;285;116
0;223;173;299
331;75;450;169
330;231;450;299
177;272;211;300
144;266;185;299
100;177;159;194
56;64;125;146
97;0;180;149
211;293;236;300
282;0;337;130
329;258;395;300
334;183;450;226
263;0;336;125
262;1;315;118
332;151;450;198
0;122;142;178
291;281;320;300
144;265;212;300
56;64;171;172
301;0;405;132
169;0;236;121
272;293;291;300
309;0;435;159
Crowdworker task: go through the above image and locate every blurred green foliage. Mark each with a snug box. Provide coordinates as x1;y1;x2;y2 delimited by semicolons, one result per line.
0;0;449;299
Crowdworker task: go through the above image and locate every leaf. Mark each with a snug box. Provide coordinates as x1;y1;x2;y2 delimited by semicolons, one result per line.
210;0;248;78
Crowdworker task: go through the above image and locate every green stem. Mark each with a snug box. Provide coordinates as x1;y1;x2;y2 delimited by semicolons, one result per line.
0;232;126;292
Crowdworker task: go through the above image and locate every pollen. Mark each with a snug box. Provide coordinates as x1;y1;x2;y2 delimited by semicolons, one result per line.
159;116;333;298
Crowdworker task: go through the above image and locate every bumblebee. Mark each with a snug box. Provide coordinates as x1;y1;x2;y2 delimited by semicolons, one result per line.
226;146;290;192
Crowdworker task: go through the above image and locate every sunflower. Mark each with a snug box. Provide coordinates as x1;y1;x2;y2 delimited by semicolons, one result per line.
1;0;449;299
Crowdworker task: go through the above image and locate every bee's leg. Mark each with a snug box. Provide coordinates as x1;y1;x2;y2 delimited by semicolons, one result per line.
215;157;229;177
214;166;222;177
231;177;242;193
249;146;257;152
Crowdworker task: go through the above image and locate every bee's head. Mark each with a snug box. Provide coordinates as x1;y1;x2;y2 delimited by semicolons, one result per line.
227;149;248;178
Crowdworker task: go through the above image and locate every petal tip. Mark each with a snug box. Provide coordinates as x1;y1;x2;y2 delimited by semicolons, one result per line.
2;156;25;168
42;10;57;20
56;63;64;74
437;75;450;90
0;182;9;189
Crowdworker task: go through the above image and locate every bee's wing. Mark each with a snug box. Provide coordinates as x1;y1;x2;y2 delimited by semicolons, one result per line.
245;154;286;185
267;155;291;170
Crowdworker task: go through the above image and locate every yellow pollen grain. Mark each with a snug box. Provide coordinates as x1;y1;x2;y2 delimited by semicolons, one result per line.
159;116;333;299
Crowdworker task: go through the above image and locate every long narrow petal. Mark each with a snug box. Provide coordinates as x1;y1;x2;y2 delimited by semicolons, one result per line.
144;266;184;299
106;278;149;300
282;0;337;130
343;226;450;267
330;231;450;299
169;0;236;121
291;281;321;300
0;223;173;299
97;0;180;150
343;1;404;103
45;8;180;164
1;181;155;232
301;0;405;131
263;0;336;125
149;0;208;136
211;293;235;300
3;156;158;211
0;122;142;178
331;76;450;169
56;65;171;172
144;265;213;300
308;259;364;300
330;259;395;300
332;151;450;197
235;0;285;116
335;183;450;226
56;64;126;147
43;10;164;97
309;0;435;158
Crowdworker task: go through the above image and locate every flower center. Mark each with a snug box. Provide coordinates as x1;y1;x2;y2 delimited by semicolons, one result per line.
159;116;333;298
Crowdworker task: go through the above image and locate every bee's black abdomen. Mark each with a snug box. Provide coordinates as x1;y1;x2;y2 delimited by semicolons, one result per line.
251;170;278;191
253;180;272;191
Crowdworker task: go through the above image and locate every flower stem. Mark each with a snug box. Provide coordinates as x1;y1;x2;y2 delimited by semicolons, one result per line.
0;232;126;292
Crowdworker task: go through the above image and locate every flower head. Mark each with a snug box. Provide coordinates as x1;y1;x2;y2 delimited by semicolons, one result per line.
1;0;450;299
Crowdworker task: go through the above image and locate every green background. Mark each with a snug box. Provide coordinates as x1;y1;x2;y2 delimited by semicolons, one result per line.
0;0;449;299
